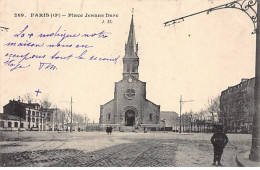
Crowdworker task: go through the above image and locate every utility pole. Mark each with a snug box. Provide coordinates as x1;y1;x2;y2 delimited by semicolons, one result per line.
52;108;54;132
59;96;74;132
179;95;194;133
70;97;73;132
190;114;193;132
56;106;58;131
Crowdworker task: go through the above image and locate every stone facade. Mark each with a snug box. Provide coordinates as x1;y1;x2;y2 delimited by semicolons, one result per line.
100;15;160;130
220;78;255;133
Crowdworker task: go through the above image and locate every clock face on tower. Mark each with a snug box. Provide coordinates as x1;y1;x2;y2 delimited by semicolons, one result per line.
124;89;135;100
128;77;133;83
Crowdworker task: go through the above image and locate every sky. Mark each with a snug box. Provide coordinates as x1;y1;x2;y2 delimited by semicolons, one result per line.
0;0;256;122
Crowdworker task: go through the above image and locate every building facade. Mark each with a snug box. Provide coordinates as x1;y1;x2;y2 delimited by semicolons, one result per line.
100;15;160;131
160;111;179;131
220;78;255;133
3;100;44;130
0;113;26;131
2;99;64;131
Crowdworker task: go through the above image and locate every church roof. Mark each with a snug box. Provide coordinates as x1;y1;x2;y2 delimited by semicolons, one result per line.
101;99;114;106
124;15;138;58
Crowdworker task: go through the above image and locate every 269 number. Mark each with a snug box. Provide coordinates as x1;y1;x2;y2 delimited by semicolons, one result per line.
14;13;25;17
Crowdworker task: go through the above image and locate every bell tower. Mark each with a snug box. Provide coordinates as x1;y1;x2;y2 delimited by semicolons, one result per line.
123;14;139;80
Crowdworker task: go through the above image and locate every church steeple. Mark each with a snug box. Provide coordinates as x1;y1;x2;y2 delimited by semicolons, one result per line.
125;15;138;58
123;13;139;80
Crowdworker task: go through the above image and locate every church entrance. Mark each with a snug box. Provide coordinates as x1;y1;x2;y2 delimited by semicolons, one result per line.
125;110;135;126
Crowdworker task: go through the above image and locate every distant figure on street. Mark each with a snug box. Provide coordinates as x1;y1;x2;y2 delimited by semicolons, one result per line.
144;126;147;133
109;126;112;135
211;124;229;166
106;126;112;135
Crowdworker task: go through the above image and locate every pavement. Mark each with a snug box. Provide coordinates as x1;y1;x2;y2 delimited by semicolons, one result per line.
0;131;253;167
236;151;260;167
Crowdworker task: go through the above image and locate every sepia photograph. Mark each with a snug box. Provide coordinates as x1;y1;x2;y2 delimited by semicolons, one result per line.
0;0;259;167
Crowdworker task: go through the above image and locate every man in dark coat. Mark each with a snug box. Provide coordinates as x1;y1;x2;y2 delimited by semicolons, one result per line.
211;124;228;166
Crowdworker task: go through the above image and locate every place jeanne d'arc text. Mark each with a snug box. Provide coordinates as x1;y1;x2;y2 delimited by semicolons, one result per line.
14;13;119;18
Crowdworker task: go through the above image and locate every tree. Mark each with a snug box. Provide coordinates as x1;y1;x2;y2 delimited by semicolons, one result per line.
23;92;34;103
40;97;52;109
206;96;220;123
198;109;207;133
60;109;71;131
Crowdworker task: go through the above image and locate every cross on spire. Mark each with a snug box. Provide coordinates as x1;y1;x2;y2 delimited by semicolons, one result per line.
132;8;134;15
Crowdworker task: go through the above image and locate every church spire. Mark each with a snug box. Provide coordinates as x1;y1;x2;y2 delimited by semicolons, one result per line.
123;12;139;80
125;14;138;58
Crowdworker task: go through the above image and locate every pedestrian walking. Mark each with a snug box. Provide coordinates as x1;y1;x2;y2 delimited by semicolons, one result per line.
211;124;229;166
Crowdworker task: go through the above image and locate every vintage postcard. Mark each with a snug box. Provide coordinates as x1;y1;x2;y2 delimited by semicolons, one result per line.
0;0;259;167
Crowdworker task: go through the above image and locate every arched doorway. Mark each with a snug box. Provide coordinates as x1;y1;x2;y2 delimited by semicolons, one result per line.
125;110;135;126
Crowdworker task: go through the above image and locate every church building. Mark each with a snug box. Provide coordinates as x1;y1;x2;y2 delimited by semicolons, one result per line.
99;15;160;131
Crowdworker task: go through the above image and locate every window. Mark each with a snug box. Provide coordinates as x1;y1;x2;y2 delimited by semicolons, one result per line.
150;113;153;121
20;123;24;128
127;64;130;72
32;111;35;116
132;64;135;72
0;121;4;128
108;113;111;121
124;89;135;100
14;122;18;127
32;118;35;122
8;122;12;127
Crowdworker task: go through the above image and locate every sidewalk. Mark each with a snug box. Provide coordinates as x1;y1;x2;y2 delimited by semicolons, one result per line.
236;151;260;167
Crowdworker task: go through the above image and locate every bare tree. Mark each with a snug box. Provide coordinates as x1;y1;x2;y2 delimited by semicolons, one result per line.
199;109;207;133
63;109;71;131
23;92;34;103
206;96;220;123
40;97;52;109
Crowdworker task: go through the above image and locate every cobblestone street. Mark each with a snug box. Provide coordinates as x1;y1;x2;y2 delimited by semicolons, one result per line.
0;131;251;167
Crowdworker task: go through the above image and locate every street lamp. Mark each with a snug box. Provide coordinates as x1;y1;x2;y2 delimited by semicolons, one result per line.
164;0;260;162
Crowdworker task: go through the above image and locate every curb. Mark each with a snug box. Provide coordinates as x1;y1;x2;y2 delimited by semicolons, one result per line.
236;151;260;167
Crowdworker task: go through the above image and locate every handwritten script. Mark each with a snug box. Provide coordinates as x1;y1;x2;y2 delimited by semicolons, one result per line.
2;25;120;72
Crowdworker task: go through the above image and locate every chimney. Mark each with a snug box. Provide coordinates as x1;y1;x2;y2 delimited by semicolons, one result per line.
241;78;249;83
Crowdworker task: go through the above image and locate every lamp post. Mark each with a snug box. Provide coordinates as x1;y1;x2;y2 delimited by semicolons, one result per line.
250;0;260;162
164;0;260;162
